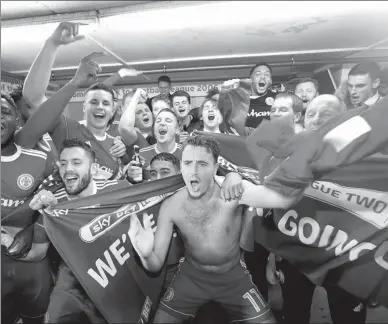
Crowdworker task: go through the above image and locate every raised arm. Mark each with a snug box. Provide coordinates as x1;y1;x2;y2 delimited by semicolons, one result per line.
128;197;175;272
15;52;106;148
118;88;147;146
23;22;85;108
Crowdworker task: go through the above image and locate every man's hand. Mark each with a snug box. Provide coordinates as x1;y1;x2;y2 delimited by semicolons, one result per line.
110;138;126;158
179;131;190;144
220;172;244;201
29;190;58;211
128;213;155;259
123;161;143;180
118;68;144;79
47;22;85;47
221;79;241;92
134;89;148;104
69;52;107;87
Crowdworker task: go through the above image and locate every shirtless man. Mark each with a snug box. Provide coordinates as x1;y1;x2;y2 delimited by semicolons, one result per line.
128;135;277;323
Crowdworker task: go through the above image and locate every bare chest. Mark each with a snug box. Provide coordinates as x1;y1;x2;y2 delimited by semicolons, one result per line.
177;199;240;240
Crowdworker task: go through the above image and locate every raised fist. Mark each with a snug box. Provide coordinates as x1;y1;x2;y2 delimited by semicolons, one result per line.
48;22;85;47
29;189;58;211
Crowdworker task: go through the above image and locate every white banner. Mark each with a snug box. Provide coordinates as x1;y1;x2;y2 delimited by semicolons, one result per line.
69;82;224;103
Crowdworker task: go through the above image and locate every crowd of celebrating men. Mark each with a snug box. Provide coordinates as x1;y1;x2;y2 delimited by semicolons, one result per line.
2;22;387;324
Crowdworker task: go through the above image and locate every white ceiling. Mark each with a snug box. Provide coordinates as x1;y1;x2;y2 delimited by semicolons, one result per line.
1;1;388;86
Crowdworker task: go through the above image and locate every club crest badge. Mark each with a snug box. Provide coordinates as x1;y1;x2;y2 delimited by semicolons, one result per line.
265;97;274;106
17;174;34;191
163;287;174;302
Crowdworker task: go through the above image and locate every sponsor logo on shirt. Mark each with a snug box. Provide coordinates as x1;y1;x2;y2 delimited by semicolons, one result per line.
247;110;271;118
17;174;35;191
1;198;24;207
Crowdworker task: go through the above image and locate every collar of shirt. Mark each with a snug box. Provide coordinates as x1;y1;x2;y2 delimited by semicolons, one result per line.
364;91;380;106
155;142;178;154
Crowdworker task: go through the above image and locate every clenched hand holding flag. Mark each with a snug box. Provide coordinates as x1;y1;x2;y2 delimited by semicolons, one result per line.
40;91;388;322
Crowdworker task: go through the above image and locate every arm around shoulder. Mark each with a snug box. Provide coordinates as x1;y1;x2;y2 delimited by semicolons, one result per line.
239;180;299;209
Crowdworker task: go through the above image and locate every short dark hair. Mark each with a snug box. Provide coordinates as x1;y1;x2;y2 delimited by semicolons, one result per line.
158;75;171;84
150;152;180;171
182;135;220;163
250;62;273;77
172;90;191;104
294;78;319;93
61;138;96;162
274;92;304;113
1;91;18;112
348;61;381;81
206;88;220;99
156;108;178;122
84;83;115;102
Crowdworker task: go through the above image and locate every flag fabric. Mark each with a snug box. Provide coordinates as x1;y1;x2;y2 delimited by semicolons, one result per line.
43;176;185;323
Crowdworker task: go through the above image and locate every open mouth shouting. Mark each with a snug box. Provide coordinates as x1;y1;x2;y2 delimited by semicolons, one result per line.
178;107;187;115
158;125;168;136
257;80;267;89
207;112;215;121
189;178;200;192
143;115;152;125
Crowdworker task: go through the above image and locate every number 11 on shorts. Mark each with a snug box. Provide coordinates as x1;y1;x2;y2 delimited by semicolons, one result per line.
243;289;267;313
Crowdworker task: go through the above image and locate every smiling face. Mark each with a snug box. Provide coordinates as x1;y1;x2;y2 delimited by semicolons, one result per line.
251;65;272;96
154;110;178;144
1;97;19;146
202;100;222;130
304;95;342;132
294;81;318;110
135;103;153;131
84;90;114;130
173;95;191;119
59;147;96;195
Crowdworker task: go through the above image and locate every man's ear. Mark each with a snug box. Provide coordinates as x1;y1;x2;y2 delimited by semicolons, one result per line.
214;162;219;177
372;78;380;89
293;112;301;123
91;163;98;177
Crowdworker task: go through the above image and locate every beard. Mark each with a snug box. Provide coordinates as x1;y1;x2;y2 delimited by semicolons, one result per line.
64;171;92;196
